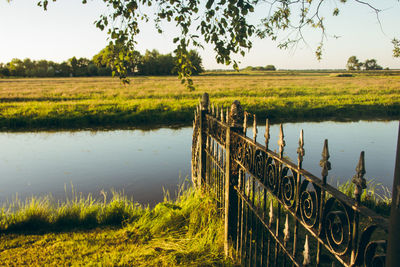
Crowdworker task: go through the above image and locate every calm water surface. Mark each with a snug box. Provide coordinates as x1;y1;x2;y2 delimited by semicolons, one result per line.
0;120;397;205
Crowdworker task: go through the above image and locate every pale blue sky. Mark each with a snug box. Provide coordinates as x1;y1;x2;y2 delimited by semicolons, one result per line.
0;0;399;69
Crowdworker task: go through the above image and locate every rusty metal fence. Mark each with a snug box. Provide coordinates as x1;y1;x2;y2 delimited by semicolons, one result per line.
191;93;389;266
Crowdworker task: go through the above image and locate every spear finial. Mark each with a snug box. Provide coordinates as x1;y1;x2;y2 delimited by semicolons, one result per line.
297;129;305;168
253;114;258;142
226;109;229;124
319;139;331;184
278;124;285;158
212;103;215;116
352;151;366;203
220;107;224;123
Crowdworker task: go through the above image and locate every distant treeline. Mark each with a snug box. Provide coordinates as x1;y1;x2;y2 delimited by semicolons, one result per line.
0;48;204;78
243;65;276;71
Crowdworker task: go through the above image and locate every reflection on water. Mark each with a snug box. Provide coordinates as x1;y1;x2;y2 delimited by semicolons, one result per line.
0;128;192;206
0;120;397;205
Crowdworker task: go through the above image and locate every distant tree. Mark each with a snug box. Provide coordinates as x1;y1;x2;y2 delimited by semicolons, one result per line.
0;63;9;77
187;50;204;75
22;58;35;76
139;49;160;75
363;59;383;70
75;58;91;76
93;44;141;77
346;56;362;71
55;62;72;77
87;63;98;76
7;58;25;76
243;65;276;71
68;57;78;76
47;66;55;77
139;49;176;75
265;65;276;71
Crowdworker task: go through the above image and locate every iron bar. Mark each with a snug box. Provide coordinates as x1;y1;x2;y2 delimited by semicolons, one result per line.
386;122;400;267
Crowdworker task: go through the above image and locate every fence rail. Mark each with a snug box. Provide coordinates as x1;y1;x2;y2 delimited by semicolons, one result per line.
191;93;389;266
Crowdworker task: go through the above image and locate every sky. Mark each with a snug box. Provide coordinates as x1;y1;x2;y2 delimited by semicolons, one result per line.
0;0;399;70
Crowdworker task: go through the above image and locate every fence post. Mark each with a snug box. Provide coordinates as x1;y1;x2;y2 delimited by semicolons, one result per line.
386;121;400;267
224;100;244;257
198;93;209;189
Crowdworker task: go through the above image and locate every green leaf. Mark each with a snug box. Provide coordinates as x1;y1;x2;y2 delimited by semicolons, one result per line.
333;8;339;16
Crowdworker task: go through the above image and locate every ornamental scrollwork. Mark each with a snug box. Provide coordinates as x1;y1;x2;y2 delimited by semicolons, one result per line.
281;166;296;210
323;197;352;256
299;179;320;229
265;157;279;194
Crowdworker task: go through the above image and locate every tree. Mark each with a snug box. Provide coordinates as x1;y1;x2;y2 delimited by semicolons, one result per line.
68;57;78;77
265;65;276;71
363;59;383;70
346;56;362;71
7;58;25;76
93;44;142;77
0;63;10;77
187;50;204;75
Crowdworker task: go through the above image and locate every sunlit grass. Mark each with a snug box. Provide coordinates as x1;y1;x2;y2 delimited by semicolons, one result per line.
0;176;392;265
0;71;399;129
0;186;228;265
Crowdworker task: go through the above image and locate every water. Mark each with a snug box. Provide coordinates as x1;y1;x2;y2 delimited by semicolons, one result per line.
0;120;397;205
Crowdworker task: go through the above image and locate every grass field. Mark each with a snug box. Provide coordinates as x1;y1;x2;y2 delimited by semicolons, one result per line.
0;71;399;130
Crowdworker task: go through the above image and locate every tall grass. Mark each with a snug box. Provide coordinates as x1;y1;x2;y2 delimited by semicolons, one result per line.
337;179;392;216
0;185;228;265
0;190;142;232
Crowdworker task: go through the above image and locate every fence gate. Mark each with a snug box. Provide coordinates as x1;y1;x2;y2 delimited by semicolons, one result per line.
192;93;390;267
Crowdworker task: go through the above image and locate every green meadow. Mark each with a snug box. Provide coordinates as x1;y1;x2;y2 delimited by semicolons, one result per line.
0;71;399;130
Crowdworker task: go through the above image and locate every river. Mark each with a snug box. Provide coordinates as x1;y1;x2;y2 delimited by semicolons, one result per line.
0;120;397;205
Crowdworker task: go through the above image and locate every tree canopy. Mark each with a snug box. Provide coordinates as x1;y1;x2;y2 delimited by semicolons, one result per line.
9;0;400;87
346;56;384;71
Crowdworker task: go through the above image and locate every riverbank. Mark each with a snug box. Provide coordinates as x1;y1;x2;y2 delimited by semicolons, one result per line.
0;188;228;265
0;72;399;130
0;181;391;265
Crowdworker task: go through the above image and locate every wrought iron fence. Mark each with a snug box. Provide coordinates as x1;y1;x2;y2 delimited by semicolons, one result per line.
191;93;389;266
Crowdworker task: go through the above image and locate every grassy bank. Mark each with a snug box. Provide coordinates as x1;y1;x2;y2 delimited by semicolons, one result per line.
0;180;391;265
0;188;228;265
0;71;400;130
